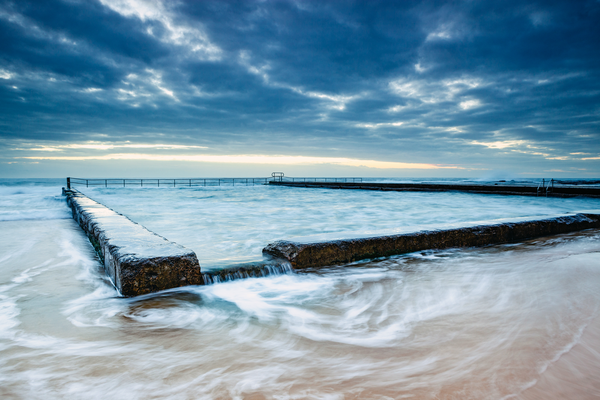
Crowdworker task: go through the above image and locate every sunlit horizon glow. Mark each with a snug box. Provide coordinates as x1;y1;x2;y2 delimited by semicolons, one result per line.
21;153;458;170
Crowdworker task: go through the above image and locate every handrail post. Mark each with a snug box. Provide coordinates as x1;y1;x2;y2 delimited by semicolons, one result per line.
67;177;71;189
86;179;88;188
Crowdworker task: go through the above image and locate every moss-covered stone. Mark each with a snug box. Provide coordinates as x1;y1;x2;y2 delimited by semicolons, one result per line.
263;213;600;269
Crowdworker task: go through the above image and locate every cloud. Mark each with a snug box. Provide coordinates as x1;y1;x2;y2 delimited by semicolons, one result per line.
98;0;222;61
459;99;482;110
0;0;599;177
470;140;527;150
15;142;207;151
426;24;454;41
356;122;404;129
388;76;484;105
0;68;13;79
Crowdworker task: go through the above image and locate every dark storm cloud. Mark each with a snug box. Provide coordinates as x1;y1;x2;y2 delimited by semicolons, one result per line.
179;1;424;91
0;0;599;173
0;0;166;87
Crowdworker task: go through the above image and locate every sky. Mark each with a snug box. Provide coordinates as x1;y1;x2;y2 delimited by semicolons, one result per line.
0;0;599;179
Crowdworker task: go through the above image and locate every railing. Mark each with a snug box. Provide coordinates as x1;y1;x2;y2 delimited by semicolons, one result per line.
271;172;284;182
275;177;363;183
537;178;554;197
67;177;269;189
67;176;364;189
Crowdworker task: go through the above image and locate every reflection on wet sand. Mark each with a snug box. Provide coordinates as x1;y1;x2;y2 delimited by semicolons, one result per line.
517;312;600;399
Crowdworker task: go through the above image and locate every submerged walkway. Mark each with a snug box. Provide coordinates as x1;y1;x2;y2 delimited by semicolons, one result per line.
269;180;600;198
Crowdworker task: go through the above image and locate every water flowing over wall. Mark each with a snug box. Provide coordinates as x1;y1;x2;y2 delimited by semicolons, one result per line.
202;262;293;285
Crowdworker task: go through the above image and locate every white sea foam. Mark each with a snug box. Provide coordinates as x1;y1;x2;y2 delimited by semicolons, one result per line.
0;293;20;343
0;182;71;221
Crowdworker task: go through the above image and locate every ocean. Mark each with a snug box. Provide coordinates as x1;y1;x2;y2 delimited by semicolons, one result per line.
1;178;600;399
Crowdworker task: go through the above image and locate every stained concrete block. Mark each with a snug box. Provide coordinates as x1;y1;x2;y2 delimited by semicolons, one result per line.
64;189;202;296
269;181;600;198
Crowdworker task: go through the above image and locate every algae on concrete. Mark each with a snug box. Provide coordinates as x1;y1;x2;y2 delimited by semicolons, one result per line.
64;189;202;296
264;213;600;269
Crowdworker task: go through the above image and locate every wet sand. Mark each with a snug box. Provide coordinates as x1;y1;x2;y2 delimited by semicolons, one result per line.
516;312;600;399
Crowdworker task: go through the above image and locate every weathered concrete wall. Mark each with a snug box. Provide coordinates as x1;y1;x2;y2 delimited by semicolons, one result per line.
263;213;600;269
269;181;600;198
63;189;202;296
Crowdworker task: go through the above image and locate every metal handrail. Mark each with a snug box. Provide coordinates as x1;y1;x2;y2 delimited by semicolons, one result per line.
277;177;363;183
271;172;284;182
536;178;554;197
67;175;365;189
67;177;269;189
546;178;554;196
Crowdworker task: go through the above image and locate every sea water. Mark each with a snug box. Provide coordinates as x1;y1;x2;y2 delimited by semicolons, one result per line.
82;182;600;269
1;178;600;399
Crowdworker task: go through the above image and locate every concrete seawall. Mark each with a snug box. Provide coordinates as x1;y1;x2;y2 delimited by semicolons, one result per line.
269;181;600;197
62;185;600;292
63;189;202;296
263;213;600;269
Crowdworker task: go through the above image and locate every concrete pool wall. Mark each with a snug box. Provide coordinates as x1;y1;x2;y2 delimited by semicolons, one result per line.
64;186;600;296
263;213;600;269
63;188;202;296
